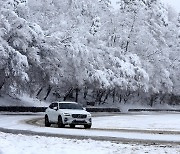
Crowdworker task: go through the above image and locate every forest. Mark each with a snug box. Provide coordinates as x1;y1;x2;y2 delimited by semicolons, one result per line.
0;0;180;107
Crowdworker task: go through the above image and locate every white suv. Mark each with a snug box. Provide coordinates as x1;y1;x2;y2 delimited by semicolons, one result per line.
45;102;92;129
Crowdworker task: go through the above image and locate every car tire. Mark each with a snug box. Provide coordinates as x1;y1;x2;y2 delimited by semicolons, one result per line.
45;115;51;127
84;124;91;129
70;124;75;128
58;115;65;128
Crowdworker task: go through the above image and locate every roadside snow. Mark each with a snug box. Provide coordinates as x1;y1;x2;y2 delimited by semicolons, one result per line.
93;112;180;131
0;132;180;154
0;94;49;107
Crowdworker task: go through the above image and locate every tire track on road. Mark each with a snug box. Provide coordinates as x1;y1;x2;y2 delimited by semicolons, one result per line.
1;126;180;146
26;117;180;135
1;113;180;145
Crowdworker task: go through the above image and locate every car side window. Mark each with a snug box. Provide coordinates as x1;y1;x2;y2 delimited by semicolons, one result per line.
49;103;58;109
54;103;58;108
49;103;55;109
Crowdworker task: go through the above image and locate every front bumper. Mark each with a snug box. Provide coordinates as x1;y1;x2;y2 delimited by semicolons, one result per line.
63;117;92;125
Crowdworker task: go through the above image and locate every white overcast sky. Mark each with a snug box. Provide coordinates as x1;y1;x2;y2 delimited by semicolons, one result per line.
111;0;180;12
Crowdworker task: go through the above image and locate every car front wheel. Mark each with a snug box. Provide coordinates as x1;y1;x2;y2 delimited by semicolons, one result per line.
70;124;75;128
45;115;51;127
84;124;91;129
58;116;65;128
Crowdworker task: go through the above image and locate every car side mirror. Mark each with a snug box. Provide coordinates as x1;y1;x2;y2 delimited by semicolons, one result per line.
83;107;86;111
53;107;58;111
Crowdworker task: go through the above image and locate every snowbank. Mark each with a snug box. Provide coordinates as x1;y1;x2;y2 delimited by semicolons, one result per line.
0;132;180;154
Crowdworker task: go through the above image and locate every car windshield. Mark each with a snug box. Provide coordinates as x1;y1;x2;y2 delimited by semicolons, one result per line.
59;103;83;110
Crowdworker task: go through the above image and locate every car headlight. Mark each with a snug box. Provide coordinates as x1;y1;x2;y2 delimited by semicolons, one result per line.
63;113;71;116
87;113;91;117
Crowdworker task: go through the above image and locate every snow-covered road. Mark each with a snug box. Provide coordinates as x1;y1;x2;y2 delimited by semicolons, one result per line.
0;112;180;154
0;112;180;144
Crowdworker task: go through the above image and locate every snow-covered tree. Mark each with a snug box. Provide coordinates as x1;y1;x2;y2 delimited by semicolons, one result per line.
0;0;179;106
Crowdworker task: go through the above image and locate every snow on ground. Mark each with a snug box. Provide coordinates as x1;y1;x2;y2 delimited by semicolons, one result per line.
0;132;180;154
0;94;49;107
0;112;180;153
93;112;180;131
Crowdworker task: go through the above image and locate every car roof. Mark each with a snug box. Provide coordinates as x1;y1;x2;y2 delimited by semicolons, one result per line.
53;101;78;104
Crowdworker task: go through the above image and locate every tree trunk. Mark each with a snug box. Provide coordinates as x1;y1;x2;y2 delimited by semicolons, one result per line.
36;87;43;98
0;70;6;91
95;90;105;105
125;12;137;53
83;87;88;99
99;90;105;105
112;88;115;103
149;94;158;107
149;97;154;107
119;94;122;103
0;81;5;91
95;90;100;102
125;40;130;52
159;94;165;104
64;87;73;101
103;90;110;104
123;91;131;104
44;85;52;100
75;88;79;102
124;98;128;104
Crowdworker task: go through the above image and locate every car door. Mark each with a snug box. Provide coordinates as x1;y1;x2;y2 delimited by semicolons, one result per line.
53;103;60;122
50;103;59;122
48;103;57;122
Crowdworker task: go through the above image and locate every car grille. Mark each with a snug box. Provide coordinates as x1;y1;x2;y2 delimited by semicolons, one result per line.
72;120;87;124
72;114;87;118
